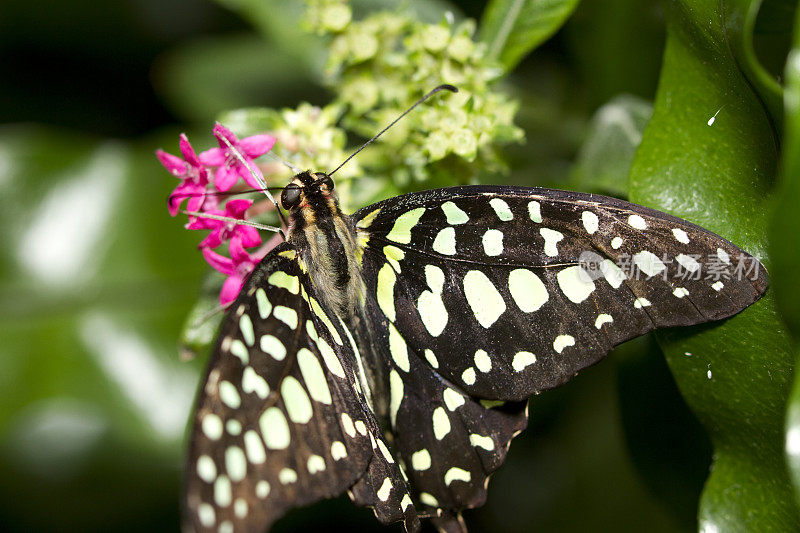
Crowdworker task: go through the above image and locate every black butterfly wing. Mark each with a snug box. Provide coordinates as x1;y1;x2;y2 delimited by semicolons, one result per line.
352;185;767;523
183;243;419;532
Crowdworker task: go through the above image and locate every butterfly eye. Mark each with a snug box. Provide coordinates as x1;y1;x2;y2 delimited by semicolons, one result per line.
281;183;302;210
315;173;334;192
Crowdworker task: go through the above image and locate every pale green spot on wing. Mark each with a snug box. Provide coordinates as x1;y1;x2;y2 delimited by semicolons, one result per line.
441;201;469;224
268;271;300;294
508;268;548;313
297;348;332;404
255;288;272;319
489;198;513;221
385;207;425;244
377;263;397;322
281;376;313;424
260;407;290;449
463;270;506;328
388;322;410;372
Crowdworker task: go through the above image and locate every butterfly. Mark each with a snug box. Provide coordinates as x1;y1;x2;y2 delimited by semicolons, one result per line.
181;163;768;532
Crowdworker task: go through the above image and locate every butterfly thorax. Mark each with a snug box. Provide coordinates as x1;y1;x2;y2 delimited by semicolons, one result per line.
282;171;366;320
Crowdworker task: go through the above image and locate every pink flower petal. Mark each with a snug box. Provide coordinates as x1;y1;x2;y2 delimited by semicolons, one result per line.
168;181;200;216
229;237;252;264
225;198;253;217
236;163;264;189
156;150;186;176
214;165;239;191
213;123;239;147
219;275;244;305
240;134;276;158
236;225;262;248
178;134;202;167
198;230;223;249
186;208;223;230
202;247;235;275
199;147;226;167
186;194;206;214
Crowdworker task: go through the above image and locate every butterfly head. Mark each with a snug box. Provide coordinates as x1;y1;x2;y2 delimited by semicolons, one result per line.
280;171;336;212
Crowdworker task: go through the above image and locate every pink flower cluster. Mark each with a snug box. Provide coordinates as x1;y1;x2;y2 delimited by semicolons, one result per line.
157;123;279;305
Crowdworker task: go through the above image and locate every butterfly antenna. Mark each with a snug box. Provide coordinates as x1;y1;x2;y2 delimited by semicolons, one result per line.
182;210;283;234
328;84;458;177
216;131;289;238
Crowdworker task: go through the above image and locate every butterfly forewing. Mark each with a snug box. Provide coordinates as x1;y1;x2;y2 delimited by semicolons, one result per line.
355;186;767;403
184;243;418;532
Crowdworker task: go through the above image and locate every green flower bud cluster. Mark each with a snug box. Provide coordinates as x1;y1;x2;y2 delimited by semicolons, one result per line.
306;2;524;188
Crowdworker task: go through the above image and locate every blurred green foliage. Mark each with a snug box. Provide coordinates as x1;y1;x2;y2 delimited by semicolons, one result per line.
1;0;799;532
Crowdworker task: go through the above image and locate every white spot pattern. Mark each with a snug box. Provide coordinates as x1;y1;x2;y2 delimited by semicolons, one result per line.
482;229;504;256
389;370;403;427
260;335;287;360
512;351;537;371
490;198;513;221
411;449;432;471
595;314;613;329
469;434;494;451
281;376;313;424
418;265;448;337
297;348;332;404
463;270;506;328
433;227;457;255
553;334;575;353
628;214;647;229
462;367;476;385
432;407;451;440
441;201;469;224
634;251;666;277
508;268;548;312
386;207;425;244
273;305;298;329
672;228;690;243
557;266;596;303
528;200;542;223
474;349;492;372
443;388;465;411
444;467;471;485
673;287;690;298
377;263;397;322
540;227;564;257
260;407;290;449
582;211;599;234
676;253;700;273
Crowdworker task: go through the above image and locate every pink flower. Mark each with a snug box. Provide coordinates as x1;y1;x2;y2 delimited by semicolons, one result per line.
188;198;262;250
199;123;276;191
203;238;267;305
157;134;210;216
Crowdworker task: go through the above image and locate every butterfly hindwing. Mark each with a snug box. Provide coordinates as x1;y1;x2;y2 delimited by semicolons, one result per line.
184;243;418;532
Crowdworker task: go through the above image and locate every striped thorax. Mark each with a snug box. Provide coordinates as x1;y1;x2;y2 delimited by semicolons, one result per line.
280;171;366;319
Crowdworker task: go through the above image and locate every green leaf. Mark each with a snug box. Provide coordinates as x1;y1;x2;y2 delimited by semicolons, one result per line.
724;0;794;125
771;9;800;341
776;4;800;508
479;0;581;72
569;94;652;198
628;0;798;529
